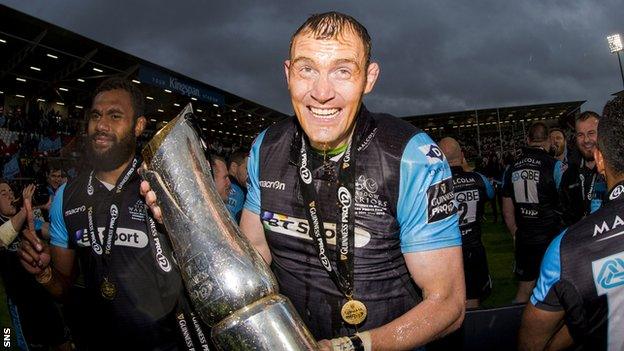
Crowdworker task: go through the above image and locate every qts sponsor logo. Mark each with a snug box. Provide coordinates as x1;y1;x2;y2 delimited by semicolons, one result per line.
261;212;371;247
427;178;456;223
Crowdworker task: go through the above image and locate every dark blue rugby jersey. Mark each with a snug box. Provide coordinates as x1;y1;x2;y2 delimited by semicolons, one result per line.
450;166;494;248
502;147;564;245
49;173;182;350
531;181;624;350
243;107;461;339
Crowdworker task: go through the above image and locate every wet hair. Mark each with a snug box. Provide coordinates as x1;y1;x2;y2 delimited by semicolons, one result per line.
92;77;145;119
598;96;624;175
289;12;372;65
527;122;549;143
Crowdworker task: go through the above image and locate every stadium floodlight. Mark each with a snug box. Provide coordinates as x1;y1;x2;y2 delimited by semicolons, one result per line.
607;34;624;89
608;34;623;53
47;53;58;59
16;77;26;82
59;87;68;92
77;78;85;83
30;66;41;72
92;67;103;73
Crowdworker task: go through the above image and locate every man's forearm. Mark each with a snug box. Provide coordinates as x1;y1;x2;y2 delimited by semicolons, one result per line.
368;293;464;351
10;208;27;234
502;197;517;238
37;266;71;300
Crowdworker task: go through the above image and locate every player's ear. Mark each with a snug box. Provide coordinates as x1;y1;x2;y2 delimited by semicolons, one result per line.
594;148;605;176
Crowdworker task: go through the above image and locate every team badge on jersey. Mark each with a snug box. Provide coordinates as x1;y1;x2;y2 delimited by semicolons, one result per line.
419;144;445;164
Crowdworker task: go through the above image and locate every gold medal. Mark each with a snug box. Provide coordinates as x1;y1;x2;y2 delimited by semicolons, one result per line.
341;299;367;325
100;277;117;300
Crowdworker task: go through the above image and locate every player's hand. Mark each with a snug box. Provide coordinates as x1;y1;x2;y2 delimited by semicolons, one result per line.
140;179;163;224
18;225;51;276
320;332;371;351
21;184;36;205
317;340;332;351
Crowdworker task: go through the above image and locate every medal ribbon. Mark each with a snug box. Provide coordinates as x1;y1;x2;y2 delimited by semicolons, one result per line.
580;159;598;213
85;157;139;289
296;116;374;300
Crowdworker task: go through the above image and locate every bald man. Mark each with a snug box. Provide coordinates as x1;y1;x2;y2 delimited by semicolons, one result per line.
440;137;494;308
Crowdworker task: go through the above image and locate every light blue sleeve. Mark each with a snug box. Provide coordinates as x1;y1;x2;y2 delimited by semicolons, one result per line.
553;160;563;190
226;182;245;220
477;172;495;199
49;183;69;248
243;130;267;215
531;230;566;306
397;133;462;253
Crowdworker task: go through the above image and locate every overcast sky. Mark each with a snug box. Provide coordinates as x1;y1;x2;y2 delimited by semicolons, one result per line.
2;0;622;117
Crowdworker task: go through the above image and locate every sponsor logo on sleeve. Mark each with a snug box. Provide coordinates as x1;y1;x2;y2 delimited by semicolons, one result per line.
427;178;456;223
419;144;445;164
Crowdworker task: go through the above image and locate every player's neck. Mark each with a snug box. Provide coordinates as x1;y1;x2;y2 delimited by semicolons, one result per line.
605;170;624;191
95;154;135;186
583;158;596;170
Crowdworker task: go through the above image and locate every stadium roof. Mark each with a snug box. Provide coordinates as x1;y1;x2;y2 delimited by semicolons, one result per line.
401;100;585;132
0;4;288;144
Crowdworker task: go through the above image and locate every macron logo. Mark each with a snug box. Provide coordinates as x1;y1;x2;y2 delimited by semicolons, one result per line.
260;180;286;191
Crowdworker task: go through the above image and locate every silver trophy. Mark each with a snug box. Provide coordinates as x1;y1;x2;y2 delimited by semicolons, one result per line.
141;104;318;351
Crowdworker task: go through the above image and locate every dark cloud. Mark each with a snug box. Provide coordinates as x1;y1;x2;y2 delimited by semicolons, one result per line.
2;0;622;116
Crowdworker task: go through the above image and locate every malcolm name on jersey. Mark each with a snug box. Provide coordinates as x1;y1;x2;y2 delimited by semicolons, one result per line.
593;214;624;237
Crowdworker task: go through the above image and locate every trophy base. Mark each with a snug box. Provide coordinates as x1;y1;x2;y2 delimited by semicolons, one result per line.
212;294;318;351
